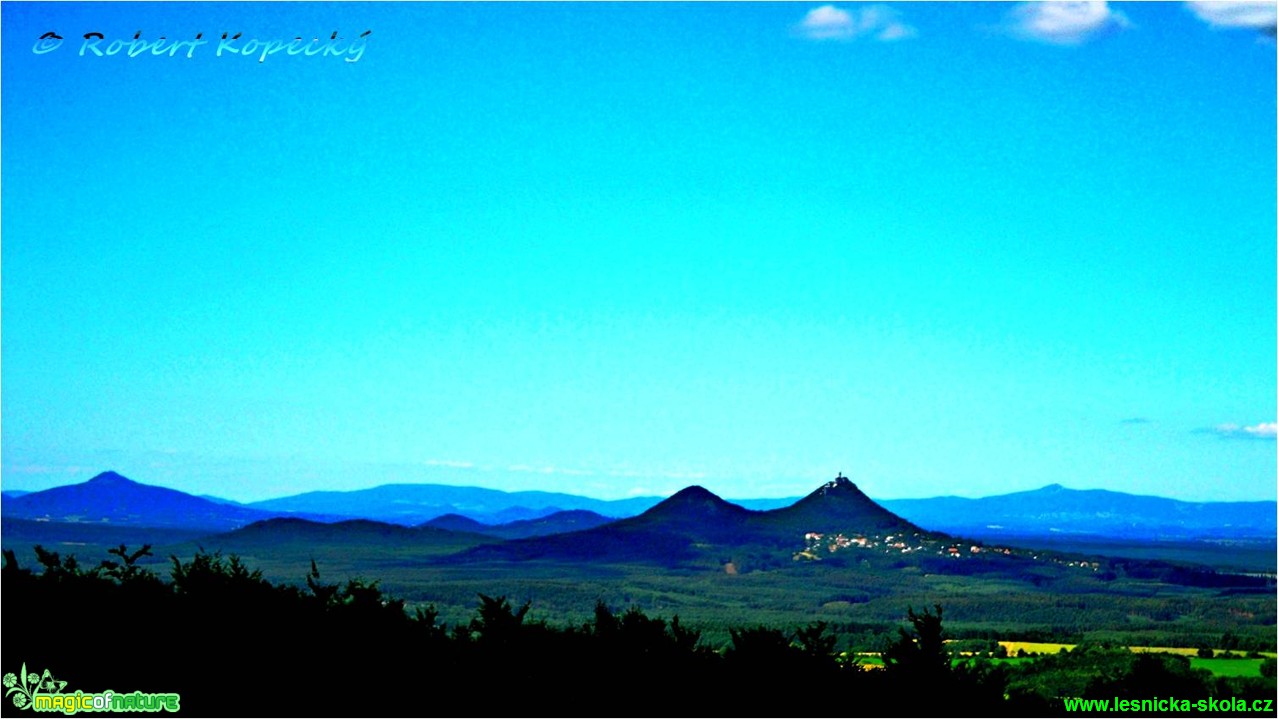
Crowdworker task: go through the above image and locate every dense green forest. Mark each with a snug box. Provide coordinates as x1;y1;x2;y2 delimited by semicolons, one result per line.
3;545;1274;717
12;515;1273;654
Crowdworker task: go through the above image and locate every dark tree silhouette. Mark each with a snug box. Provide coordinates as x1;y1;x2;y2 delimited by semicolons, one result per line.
469;593;531;645
883;604;950;681
5;546;1271;717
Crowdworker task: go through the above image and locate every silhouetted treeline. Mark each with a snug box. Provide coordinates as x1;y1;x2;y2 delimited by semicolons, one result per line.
2;547;1273;717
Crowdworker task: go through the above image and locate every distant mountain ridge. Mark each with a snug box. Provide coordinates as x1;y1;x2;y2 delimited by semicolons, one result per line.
880;484;1276;540
2;470;1272;542
246;482;798;525
1;471;339;531
245;484;662;525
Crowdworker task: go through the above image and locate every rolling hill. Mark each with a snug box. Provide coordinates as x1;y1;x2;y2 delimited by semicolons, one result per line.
146;517;499;578
762;475;923;535
453;476;936;567
422;509;616;539
452;486;760;565
421;513;493;534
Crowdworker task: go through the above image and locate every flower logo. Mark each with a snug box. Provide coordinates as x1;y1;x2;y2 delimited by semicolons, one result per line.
3;663;64;709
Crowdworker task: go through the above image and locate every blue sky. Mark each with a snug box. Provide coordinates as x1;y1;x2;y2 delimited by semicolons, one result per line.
2;2;1275;503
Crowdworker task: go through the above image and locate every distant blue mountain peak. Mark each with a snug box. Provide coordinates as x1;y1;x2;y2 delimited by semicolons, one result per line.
818;473;857;494
87;471;134;485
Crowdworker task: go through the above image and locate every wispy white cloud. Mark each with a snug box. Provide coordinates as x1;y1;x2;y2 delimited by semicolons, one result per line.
795;4;917;42
1202;422;1278;440
5;464;88;475
422;458;474;468
1185;1;1277;36
507;464;595;476
607;468;707;481
508;464;554;474
1186;1;1277;28
660;470;708;480
1006;1;1130;45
